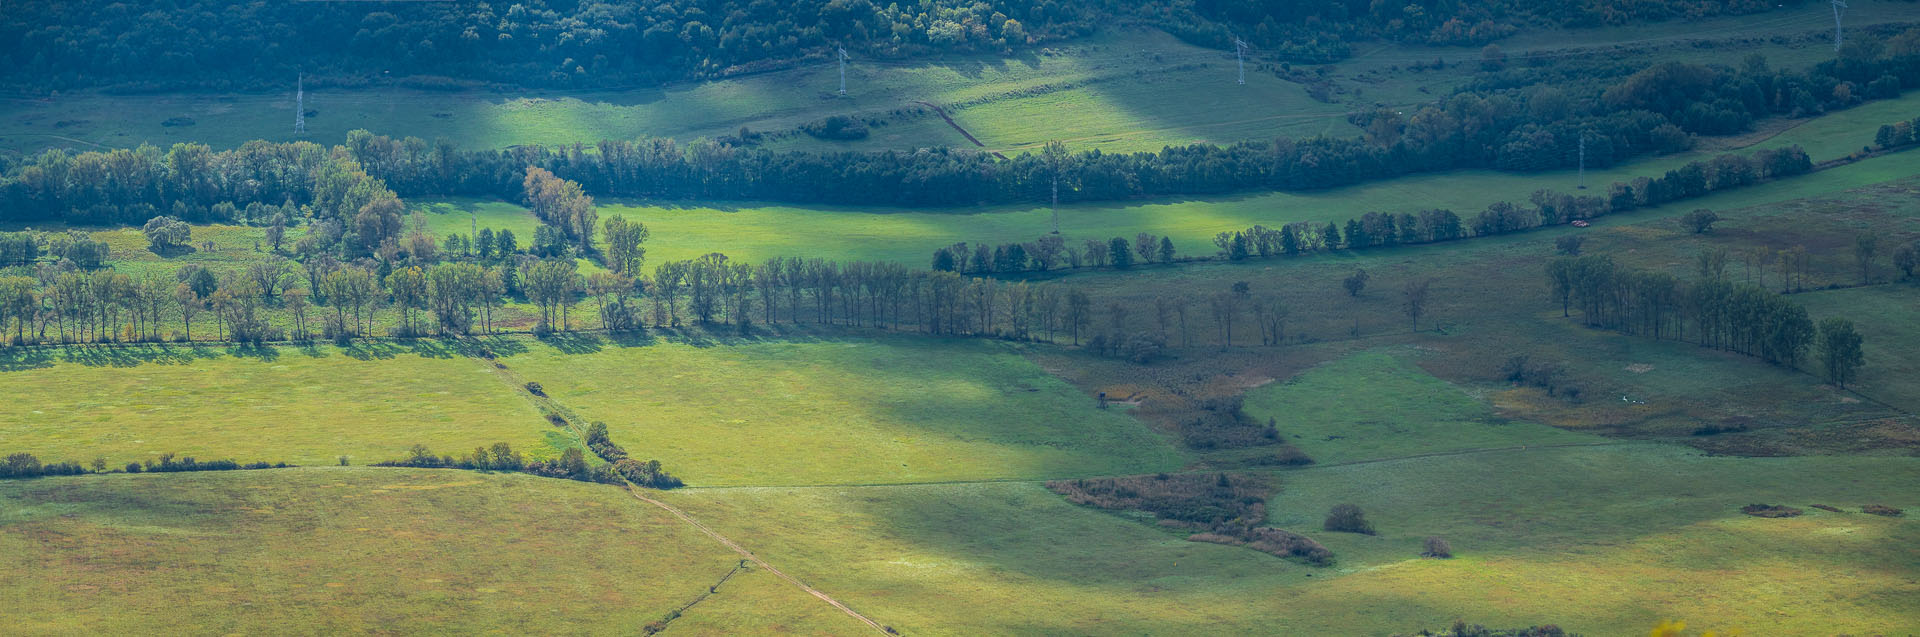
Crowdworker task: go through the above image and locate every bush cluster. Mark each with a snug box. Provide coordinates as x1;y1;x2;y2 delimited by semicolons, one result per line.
585;422;684;489
1;451;290;479
1049;473;1333;566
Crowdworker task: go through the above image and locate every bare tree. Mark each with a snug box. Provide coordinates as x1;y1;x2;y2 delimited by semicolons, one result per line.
1403;278;1433;331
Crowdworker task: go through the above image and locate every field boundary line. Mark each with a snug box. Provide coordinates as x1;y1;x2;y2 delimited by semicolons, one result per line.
913;100;1007;159
622;486;893;635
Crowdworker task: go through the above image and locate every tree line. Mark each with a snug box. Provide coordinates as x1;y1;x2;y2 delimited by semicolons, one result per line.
921;144;1813;275
4;0;1804;93
1547;254;1866;386
3;0;1108;92
0;451;291;480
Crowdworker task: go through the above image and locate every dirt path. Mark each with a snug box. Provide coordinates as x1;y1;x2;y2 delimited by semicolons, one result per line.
913;100;1007;160
623;486;893;635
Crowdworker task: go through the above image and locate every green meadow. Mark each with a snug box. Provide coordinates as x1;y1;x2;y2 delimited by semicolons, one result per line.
1244;350;1600;464
497;336;1187;486
0;468;771;633
0;343;563;467
660;444;1920;635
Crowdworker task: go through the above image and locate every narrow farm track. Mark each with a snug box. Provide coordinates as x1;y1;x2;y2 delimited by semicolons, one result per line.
623;486;894;635
913;100;1007;159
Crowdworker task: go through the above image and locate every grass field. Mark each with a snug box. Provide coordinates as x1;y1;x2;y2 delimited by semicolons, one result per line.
0;342;565;467
0;468;761;633
497;336;1188;486
660;444;1920;635
1244;350;1600;464
1800;284;1920;413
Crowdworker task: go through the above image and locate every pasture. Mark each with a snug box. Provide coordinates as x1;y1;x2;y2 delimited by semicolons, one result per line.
659;444;1920;635
0;468;766;634
496;336;1187;486
0;342;563;467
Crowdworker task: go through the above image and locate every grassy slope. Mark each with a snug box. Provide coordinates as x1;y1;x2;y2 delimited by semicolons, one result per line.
0;468;744;633
1244;350;1599;464
1799;284;1920;413
497;336;1187;486
661;445;1920;635
0;343;565;467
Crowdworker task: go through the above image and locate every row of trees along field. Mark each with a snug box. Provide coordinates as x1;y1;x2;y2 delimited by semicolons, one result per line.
4;32;1913;212
920;143;1814;275
0;0;1814;92
1547;254;1868;387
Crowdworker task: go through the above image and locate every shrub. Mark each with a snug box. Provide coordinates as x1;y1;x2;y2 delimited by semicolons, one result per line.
1680;208;1720;233
1178;396;1283;450
1740;503;1803;518
1048;473;1332;566
524;382;546;397
1422;536;1453;558
800;115;870;140
1862;504;1904;517
1324;504;1376;534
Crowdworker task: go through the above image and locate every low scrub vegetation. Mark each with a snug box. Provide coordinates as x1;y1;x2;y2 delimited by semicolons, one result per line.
1739;503;1804;518
1863;504;1905;517
1323;503;1377;535
1048;473;1332;566
585;422;684;489
1;451;290;479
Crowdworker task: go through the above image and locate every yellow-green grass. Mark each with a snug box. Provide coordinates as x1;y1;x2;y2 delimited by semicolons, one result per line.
0;468;752;633
1244;350;1600;464
0;344;562;467
660;444;1920;635
657;567;870;635
1800;284;1920;413
496;336;1187;486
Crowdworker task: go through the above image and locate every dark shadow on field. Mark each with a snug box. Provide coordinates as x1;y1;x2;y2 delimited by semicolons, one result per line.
340;340;404;361
538;332;605;355
224;343;280;362
0;347;54;371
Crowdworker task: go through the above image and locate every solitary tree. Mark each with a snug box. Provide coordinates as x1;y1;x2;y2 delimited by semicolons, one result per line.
1324;504;1376;535
1855;234;1879;284
1342;269;1370;297
1108;237;1133;269
1403;278;1433;331
142;216;191;252
1680;209;1720;234
1819;318;1865;388
1894;241;1918;280
1554;235;1585;256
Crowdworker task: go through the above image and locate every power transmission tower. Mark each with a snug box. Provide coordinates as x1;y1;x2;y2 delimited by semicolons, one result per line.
838;47;850;95
1831;0;1849;52
1577;134;1587;190
1234;39;1248;85
294;73;306;135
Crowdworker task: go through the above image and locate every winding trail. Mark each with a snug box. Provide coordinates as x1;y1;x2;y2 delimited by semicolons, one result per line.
623;486;893;635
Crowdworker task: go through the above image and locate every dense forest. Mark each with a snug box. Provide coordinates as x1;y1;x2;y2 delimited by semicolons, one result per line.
0;0;1826;91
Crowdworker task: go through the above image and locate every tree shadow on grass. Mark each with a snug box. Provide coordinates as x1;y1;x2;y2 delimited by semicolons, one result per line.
339;340;405;361
224;343;280;362
0;347;54;372
538;332;605;355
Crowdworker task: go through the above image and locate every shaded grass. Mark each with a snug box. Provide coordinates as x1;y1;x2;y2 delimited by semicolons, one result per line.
497;336;1187;486
0;468;742;633
660;444;1920;635
0;344;563;467
1243;350;1600;464
1799;284;1920;413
